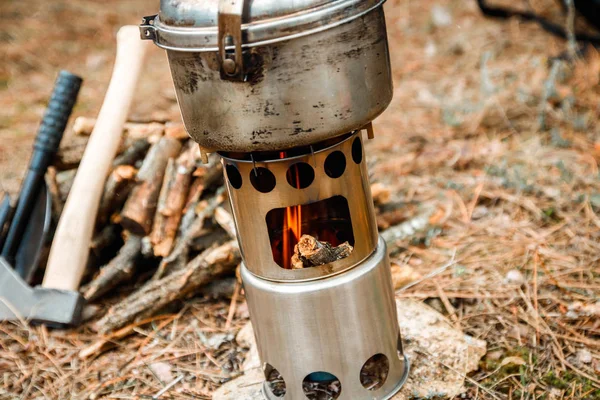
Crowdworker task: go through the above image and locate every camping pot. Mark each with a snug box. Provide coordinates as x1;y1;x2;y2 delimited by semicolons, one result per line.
140;0;393;152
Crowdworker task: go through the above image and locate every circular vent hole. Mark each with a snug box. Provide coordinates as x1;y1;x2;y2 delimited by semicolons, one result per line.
360;353;390;391
324;151;346;179
302;371;341;399
352;137;363;164
264;363;286;397
250;167;276;193
286;162;315;189
226;164;242;189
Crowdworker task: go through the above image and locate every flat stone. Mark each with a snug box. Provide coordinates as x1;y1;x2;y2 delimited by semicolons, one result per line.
214;368;264;399
391;299;486;399
213;299;487;400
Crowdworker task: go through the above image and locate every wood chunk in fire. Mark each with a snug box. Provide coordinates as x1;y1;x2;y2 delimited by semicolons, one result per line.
291;234;353;269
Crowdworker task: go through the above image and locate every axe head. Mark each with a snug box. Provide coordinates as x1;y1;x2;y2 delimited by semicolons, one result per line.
0;257;84;327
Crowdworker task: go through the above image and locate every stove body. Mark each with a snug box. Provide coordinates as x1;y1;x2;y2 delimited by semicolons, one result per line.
141;1;409;398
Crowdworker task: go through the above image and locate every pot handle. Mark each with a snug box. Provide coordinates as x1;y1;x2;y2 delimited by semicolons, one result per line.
218;0;245;81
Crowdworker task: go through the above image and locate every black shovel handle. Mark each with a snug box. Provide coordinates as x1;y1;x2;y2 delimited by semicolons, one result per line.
1;71;82;262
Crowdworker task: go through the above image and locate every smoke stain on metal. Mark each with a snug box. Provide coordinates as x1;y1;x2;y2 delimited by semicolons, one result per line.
157;2;392;151
172;54;211;94
246;49;267;86
263;100;277;117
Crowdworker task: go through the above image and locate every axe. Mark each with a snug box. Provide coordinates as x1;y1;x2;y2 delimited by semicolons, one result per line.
0;26;149;326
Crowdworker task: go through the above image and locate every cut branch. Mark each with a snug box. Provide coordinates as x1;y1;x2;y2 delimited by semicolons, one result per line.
120;136;182;235
72;116;96;136
153;190;225;279
150;142;196;257
97;165;137;226
55;136;128;170
214;206;236;239
90;224;121;255
94;241;240;333
381;206;435;247
149;157;176;252
54;135;90;170
112;138;151;167
124;122;164;140
183;154;223;216
81;235;142;301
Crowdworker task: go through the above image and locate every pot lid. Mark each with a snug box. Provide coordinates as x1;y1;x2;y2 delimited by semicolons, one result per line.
141;0;386;52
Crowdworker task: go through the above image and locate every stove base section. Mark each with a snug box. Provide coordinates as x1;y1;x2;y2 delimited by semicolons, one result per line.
241;236;409;400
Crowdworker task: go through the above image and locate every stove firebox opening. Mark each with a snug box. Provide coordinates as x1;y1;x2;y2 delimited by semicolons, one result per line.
220;130;379;282
266;195;354;269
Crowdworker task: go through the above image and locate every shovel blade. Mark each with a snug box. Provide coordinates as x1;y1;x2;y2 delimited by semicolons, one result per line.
14;183;52;284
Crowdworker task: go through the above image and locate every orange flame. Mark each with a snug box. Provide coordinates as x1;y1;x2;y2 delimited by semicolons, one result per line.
281;152;302;269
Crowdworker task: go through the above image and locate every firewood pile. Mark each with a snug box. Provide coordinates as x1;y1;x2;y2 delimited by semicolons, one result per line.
44;116;439;338
47;117;240;334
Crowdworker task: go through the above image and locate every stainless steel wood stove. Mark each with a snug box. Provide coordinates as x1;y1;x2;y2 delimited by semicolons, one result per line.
141;1;409;398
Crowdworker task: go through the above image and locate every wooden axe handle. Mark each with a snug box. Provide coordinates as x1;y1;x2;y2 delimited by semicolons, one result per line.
42;26;149;291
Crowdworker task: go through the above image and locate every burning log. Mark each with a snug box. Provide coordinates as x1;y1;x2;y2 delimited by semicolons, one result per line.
81;235;142;301
94;241;240;333
120;136;182;235
291;234;353;269
150;142;196;257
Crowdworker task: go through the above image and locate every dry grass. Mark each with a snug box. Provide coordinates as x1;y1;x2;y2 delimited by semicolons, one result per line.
0;301;248;399
374;1;600;398
1;0;599;399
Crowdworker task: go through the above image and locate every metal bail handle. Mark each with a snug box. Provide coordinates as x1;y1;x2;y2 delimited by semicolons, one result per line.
218;0;245;81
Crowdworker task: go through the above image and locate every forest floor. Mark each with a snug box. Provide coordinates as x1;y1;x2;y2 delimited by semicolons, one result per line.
1;0;599;399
